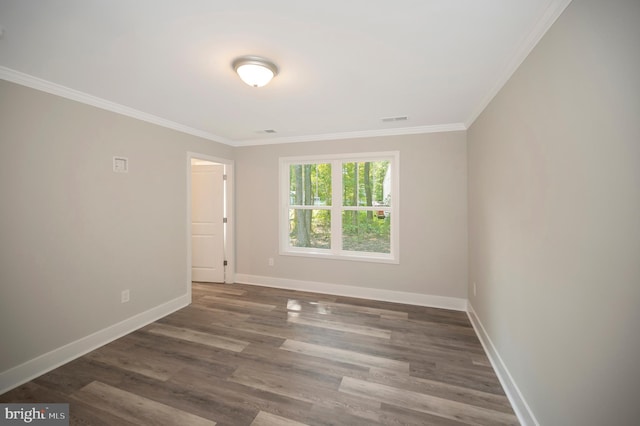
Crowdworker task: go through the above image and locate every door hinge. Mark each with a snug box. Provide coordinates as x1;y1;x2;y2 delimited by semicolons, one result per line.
223;217;228;223
223;174;227;181
223;260;228;266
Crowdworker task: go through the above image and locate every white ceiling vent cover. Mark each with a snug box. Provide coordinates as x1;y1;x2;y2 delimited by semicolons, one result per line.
113;157;128;173
381;116;408;123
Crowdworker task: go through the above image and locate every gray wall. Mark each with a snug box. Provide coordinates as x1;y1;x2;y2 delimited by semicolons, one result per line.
0;80;233;373
235;132;468;298
467;0;640;424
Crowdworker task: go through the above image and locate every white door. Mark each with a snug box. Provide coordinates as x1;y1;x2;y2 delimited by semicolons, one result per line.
191;163;225;282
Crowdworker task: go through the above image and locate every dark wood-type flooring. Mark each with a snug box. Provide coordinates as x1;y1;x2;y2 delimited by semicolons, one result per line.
1;282;518;425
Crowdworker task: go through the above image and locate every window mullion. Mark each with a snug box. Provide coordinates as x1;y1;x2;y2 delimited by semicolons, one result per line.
282;160;291;251
331;160;342;253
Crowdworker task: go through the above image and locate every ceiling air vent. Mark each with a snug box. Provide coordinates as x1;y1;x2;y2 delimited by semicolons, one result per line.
255;129;277;134
380;116;408;123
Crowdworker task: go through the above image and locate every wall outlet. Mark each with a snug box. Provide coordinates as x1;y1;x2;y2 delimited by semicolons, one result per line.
268;257;274;266
121;289;130;303
473;282;477;297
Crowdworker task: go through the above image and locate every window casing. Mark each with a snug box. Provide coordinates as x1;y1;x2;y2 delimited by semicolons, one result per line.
279;151;399;263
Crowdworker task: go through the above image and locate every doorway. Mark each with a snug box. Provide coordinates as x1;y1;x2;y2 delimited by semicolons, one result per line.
187;153;234;298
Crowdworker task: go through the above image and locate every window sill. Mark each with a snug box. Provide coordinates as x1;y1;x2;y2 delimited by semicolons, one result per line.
279;249;399;265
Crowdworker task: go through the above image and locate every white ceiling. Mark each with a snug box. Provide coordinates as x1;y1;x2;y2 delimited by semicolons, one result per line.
0;0;571;147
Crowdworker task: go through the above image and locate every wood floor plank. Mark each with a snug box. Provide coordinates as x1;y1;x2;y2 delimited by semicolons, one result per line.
196;305;252;321
68;398;143;426
146;323;250;352
229;364;382;424
119;330;240;377
251;411;309;426
84;344;176;381
239;342;370;382
115;369;260;425
366;367;514;413
240;286;338;305
339;376;518;426
155;311;285;348
1;282;517;425
0;381;142;426
410;362;505;395
308;393;383;425
72;381;217;425
193;282;248;296
33;358;108;394
201;295;276;311
213;316;300;341
390;330;485;355
318;301;409;320
306;404;381;426
287;311;392;339
157;305;246;324
167;367;312;425
280;339;410;372
279;330;468;371
378;403;469;426
228;365;340;404
0;381;68;404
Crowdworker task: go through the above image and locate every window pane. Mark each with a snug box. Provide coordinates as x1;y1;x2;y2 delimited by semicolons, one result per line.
289;163;331;206
342;161;391;207
289;209;331;249
342;210;391;254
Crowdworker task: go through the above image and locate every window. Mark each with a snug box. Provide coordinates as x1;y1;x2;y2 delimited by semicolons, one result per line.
280;151;399;263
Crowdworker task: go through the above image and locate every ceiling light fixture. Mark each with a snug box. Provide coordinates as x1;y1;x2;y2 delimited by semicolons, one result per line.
232;56;278;88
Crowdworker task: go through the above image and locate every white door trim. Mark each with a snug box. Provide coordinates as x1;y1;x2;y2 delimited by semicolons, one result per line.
186;152;235;302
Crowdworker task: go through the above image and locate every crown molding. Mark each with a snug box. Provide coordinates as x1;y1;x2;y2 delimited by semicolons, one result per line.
1;66;465;148
465;0;573;128
2;0;572;148
0;66;232;145
232;123;467;147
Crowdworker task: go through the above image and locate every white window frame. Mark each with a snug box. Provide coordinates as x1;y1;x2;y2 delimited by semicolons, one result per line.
279;151;399;264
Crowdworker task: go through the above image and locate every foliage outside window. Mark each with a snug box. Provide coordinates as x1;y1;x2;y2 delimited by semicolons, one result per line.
280;152;399;263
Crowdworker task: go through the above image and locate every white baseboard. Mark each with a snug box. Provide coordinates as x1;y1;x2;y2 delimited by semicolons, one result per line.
0;294;190;395
234;273;467;311
466;303;539;426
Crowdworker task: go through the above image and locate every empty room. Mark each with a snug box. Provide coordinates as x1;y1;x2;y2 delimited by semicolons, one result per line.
0;1;638;425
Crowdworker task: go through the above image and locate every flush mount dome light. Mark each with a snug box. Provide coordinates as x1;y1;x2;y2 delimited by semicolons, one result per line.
232;56;278;87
